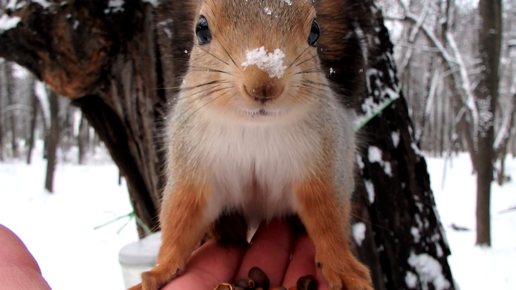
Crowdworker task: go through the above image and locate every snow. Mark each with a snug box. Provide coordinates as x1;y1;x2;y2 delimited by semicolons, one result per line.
263;7;272;16
0;142;138;290
0;14;21;32
105;0;125;13
32;0;52;8
405;271;418;288
241;47;287;79
368;146;392;177
352;222;366;246
0;145;515;289
142;0;159;7
411;227;420;243
391;131;400;147
408;252;451;290
427;153;516;290
364;180;375;203
34;81;50;129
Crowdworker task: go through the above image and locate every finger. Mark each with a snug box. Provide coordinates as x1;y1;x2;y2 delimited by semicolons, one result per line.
282;233;330;290
163;239;244;290
281;233;316;288
314;264;330;290
234;220;293;287
0;224;51;290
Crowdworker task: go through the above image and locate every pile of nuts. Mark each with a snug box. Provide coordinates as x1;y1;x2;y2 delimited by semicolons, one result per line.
213;267;317;290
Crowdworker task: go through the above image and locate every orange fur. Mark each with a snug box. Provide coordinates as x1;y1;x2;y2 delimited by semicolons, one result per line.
129;182;211;290
295;177;373;290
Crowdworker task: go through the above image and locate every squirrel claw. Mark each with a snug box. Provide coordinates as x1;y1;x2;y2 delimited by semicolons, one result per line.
320;258;373;290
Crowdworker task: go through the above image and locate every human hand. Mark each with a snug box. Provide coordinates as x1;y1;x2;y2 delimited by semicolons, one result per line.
0;224;51;290
161;220;330;290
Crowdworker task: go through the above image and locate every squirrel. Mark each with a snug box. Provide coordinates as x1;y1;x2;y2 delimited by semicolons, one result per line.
131;0;373;289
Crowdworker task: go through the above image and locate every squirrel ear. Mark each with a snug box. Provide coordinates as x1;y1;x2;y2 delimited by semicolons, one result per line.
196;15;212;45
308;19;320;47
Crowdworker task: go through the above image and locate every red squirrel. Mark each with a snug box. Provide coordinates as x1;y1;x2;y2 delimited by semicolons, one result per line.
131;0;372;289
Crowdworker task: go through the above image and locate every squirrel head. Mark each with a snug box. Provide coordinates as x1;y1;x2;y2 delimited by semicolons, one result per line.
182;0;330;121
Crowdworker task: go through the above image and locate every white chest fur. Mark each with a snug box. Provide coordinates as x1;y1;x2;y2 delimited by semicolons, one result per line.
193;114;320;227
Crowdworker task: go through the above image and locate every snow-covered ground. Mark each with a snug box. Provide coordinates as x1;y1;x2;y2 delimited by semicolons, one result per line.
0;144;515;290
0;144;138;290
427;153;516;290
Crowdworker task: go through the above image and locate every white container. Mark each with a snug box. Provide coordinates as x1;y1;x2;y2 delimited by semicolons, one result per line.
119;232;161;289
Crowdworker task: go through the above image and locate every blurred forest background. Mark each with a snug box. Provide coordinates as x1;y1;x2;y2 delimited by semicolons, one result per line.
1;1;514;168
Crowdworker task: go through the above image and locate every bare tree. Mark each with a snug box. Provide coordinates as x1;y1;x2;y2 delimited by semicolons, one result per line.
26;74;38;164
77;112;88;165
3;61;19;158
45;89;59;193
0;60;4;161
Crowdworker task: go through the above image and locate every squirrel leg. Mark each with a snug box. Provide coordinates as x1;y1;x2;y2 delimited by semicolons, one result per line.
294;177;373;290
129;182;211;290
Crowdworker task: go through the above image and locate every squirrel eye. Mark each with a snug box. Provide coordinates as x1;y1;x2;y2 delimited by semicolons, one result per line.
308;19;320;47
196;15;212;45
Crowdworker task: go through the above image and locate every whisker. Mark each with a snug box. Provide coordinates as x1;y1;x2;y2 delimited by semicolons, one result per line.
219;42;239;68
288;46;311;68
196;45;230;66
296;80;330;87
190;66;233;75
294;69;323;75
170;89;233;138
181;80;229;92
296;53;318;67
198;86;233;100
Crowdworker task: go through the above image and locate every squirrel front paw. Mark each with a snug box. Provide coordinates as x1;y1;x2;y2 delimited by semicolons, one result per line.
128;266;183;290
317;255;373;290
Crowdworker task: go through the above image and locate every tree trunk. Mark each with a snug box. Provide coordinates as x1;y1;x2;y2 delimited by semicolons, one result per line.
0;61;4;161
78;112;88;165
474;0;502;247
4;62;19;158
0;0;455;288
26;75;38;165
45;90;59;193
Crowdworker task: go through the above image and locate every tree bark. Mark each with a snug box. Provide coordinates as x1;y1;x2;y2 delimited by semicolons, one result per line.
474;0;502;247
0;61;4;161
0;0;455;288
77;112;88;165
26;75;38;164
4;62;19;158
45;89;59;193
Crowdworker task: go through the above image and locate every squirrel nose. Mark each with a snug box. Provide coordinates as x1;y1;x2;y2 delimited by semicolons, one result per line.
244;84;282;103
242;66;284;103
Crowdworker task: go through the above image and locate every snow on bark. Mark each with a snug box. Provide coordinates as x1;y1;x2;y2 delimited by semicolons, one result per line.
408;252;451;290
32;0;52;8
105;0;125;13
494;81;516;151
368;146;392;176
0;14;21;32
142;0;159;7
34;80;50;129
364;179;375;203
352;222;366;246
446;31;480;137
405;271;418;289
391;130;400;147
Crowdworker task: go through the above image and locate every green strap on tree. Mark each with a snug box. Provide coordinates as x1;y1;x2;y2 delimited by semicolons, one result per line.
355;85;402;132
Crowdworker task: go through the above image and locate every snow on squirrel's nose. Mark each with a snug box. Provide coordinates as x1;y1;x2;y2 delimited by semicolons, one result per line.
241;47;287;79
